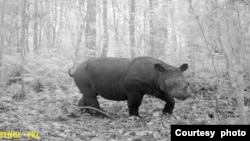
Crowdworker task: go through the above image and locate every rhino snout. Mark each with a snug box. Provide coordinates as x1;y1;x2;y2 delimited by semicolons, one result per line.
171;86;191;100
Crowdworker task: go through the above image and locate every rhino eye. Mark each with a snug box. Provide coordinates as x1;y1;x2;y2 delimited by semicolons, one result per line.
165;80;175;86
164;80;170;85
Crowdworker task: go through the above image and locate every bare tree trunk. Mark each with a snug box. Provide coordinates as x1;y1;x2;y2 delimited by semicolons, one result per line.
170;0;178;59
0;0;6;85
149;0;163;57
17;0;27;100
38;0;44;49
33;0;39;53
232;4;247;125
224;1;247;124
187;0;195;76
52;0;58;48
129;0;136;58
234;41;247;124
149;0;153;56
86;0;96;57
188;0;218;75
97;0;101;52
16;20;20;53
25;1;30;52
112;0;120;57
57;1;64;54
101;0;109;57
215;0;232;98
45;0;52;50
74;0;86;66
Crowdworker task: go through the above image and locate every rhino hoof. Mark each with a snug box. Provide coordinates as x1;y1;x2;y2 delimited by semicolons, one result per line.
129;116;140;120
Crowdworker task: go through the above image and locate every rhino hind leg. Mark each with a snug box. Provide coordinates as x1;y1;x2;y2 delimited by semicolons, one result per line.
77;88;104;116
85;95;105;117
78;95;87;107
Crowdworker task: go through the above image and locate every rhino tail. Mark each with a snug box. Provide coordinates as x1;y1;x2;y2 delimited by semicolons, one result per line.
68;68;74;77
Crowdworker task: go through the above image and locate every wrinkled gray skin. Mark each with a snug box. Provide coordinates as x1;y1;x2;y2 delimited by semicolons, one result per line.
69;57;191;117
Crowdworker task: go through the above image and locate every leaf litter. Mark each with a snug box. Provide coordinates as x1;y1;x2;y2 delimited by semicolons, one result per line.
1;75;249;140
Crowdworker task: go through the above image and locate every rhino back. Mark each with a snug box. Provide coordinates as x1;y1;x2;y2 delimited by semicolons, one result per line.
120;57;174;93
85;58;130;100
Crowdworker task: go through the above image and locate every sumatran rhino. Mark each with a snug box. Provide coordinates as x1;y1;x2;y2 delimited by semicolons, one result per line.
69;57;191;117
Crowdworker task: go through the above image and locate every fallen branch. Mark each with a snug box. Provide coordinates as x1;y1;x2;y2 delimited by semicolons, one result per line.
77;106;115;120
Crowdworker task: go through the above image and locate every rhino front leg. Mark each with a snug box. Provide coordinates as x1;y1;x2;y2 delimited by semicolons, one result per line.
152;91;175;114
162;95;175;114
127;92;143;117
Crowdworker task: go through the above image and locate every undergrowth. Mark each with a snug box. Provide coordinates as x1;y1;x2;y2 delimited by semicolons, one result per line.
0;55;249;141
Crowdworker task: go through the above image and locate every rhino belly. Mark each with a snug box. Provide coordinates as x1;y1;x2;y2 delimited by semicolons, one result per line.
95;86;127;101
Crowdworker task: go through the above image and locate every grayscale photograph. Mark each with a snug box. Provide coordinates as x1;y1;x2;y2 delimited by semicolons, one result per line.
0;0;249;140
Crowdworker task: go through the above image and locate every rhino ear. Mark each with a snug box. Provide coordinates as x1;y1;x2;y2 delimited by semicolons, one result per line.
180;63;188;72
154;64;166;72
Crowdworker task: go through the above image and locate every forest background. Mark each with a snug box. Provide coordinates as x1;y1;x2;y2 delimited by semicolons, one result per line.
0;0;250;140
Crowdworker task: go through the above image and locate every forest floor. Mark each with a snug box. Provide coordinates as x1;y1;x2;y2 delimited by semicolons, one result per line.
1;73;250;141
0;55;250;141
